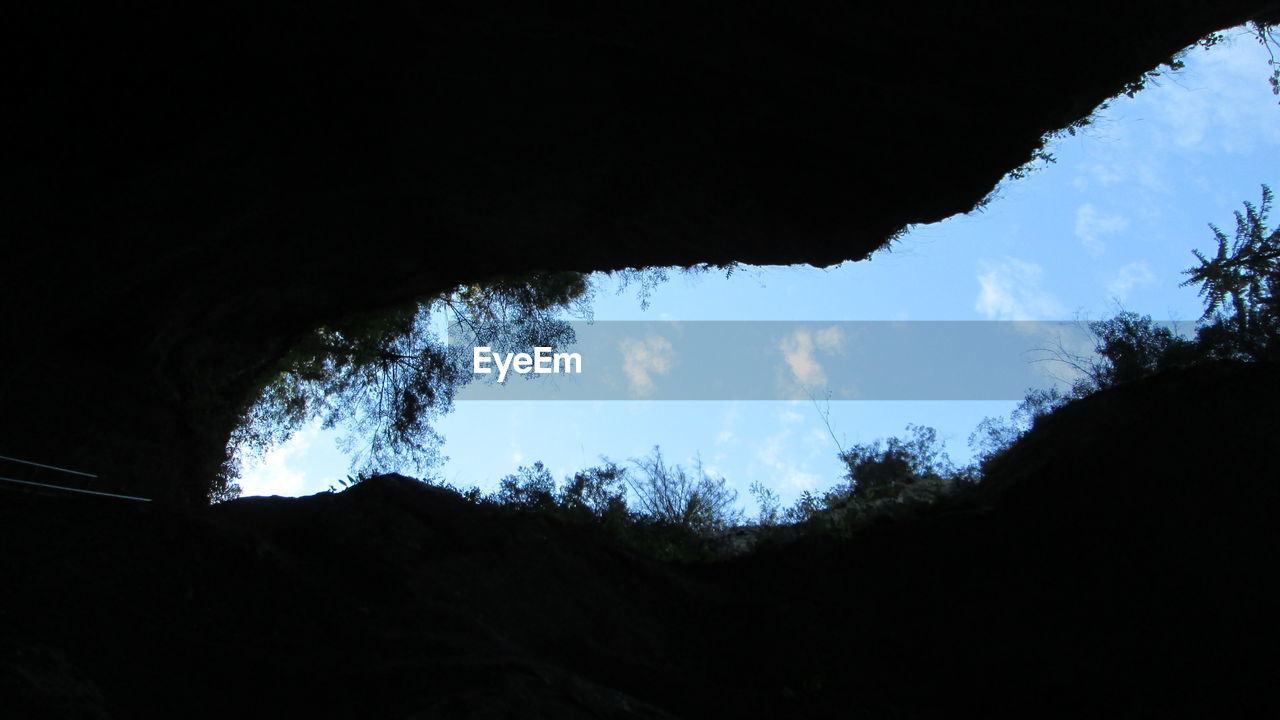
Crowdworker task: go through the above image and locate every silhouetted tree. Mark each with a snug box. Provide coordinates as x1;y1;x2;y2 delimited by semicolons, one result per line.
626;447;741;534
559;461;629;520
494;461;559;510
785;425;969;528
836;424;962;502
968;387;1070;466
749;480;782;526
227;271;592;483
1182;184;1280;361
491;460;631;525
1085;312;1199;388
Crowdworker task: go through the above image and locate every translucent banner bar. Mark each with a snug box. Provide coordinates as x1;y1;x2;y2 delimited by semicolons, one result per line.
447;320;1158;401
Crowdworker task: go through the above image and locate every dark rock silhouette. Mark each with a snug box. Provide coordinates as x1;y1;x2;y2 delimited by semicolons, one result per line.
3;363;1277;717
4;3;1279;501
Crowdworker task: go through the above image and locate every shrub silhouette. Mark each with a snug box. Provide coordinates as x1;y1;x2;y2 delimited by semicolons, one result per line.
467;453;735;561
559;462;630;523
494;461;559;510
491;460;629;521
783;424;974;533
625;446;742;535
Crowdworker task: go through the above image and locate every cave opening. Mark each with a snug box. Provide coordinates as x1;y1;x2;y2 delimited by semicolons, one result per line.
6;8;1280;717
229;25;1279;527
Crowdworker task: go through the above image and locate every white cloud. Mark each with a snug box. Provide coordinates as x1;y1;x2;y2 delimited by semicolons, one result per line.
1073;162;1128;191
779;326;846;389
1107;260;1157;301
754;429;822;492
1142;30;1280;153
1075;204;1129;256
974;258;1065;320
779;410;804;424
1157;81;1212;150
756;430;789;469
1088;163;1126;186
238;422;317;497
782;469;821;492
619;335;675;398
714;405;740;446
814;326;846;353
780;331;825;387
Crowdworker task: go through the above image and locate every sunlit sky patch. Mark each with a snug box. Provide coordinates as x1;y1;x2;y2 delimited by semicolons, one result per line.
239;27;1279;511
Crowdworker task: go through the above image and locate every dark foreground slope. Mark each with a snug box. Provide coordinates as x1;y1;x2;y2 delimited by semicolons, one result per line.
3;362;1277;718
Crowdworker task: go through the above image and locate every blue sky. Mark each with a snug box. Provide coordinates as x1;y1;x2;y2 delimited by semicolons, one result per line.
238;26;1279;513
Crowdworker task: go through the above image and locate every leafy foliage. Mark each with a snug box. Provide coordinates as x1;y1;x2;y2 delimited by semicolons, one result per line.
1181;185;1280;361
228;271;593;484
